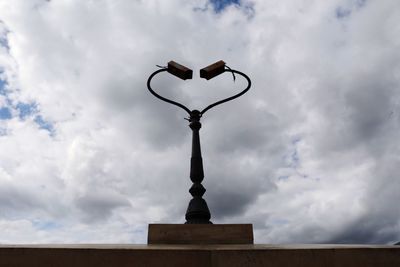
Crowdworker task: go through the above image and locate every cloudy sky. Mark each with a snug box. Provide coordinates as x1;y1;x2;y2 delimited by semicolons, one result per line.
0;0;399;244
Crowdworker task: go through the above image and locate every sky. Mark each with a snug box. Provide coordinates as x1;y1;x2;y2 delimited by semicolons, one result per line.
0;0;399;244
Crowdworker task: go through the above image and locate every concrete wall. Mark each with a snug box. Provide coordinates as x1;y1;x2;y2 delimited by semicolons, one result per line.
0;244;399;267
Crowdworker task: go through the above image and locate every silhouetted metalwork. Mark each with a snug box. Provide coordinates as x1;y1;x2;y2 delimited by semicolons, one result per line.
147;60;251;224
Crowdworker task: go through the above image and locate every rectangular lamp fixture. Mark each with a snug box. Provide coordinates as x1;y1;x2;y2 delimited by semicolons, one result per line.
167;61;193;80
200;60;226;80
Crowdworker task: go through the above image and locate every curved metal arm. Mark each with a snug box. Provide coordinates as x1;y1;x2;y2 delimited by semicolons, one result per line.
147;68;192;115
146;67;251;116
200;69;251;115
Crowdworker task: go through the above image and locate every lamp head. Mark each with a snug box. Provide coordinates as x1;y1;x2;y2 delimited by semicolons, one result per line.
200;60;226;80
167;61;193;80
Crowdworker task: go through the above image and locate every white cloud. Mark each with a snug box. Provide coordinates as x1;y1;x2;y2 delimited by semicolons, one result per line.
0;0;399;244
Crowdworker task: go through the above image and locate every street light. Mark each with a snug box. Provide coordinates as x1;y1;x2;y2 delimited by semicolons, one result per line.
147;60;251;224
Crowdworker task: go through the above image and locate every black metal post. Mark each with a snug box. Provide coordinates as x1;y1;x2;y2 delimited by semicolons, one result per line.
146;61;251;224
185;110;211;224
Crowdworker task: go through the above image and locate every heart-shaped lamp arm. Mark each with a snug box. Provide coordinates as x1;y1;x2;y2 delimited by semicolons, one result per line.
147;61;251;116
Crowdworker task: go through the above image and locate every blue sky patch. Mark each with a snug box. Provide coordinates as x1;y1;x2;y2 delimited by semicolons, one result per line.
17;102;37;119
283;137;301;169
0;23;10;52
356;0;367;8
278;175;289;181
194;0;254;18
290;149;299;168
0;127;7;136
0;76;54;135
336;7;352;19
210;0;240;12
0;77;11;120
335;0;367;19
33;220;61;231
34;114;55;134
0;78;7;95
0;35;10;51
0;107;12;120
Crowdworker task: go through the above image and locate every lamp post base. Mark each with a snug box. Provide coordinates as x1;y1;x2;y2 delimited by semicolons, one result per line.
185;197;212;224
148;224;253;244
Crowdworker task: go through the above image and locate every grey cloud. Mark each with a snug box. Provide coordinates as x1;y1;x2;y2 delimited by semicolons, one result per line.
0;185;43;215
202;152;278;221
0;0;400;244
327;217;400;244
208;189;257;220
208;108;283;154
75;191;131;223
344;81;398;142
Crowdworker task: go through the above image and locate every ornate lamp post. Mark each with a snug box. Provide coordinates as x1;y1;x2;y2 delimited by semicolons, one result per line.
147;60;251;224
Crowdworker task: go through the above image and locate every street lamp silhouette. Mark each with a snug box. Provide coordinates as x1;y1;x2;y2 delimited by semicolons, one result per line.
147;60;251;224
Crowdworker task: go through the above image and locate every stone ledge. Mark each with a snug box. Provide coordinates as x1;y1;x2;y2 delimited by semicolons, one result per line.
0;244;399;267
148;224;254;244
